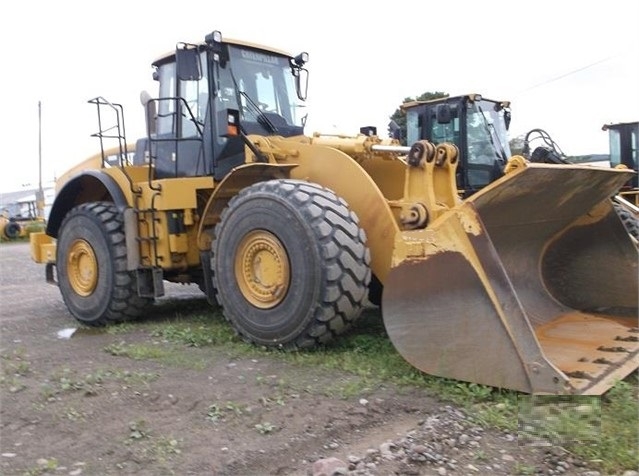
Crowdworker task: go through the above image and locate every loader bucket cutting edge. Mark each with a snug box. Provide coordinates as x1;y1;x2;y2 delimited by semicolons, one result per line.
383;165;638;395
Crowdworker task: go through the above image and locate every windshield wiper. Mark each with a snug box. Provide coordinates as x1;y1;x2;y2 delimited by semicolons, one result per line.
239;91;279;134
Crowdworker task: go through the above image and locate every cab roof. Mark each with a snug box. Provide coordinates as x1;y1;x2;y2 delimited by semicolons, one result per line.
151;36;295;67
401;94;510;111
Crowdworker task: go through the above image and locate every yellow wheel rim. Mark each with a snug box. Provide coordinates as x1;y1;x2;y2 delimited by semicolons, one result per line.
67;239;98;297
235;230;290;309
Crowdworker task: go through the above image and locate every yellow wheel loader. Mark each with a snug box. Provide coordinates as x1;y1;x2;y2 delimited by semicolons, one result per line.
518;123;639;244
1;207;45;240
31;32;638;395
400;94;639;245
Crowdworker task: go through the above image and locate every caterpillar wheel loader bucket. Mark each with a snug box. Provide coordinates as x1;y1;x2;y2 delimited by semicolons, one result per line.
383;164;638;395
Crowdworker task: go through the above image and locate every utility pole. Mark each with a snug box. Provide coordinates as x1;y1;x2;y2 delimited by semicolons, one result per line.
36;100;45;219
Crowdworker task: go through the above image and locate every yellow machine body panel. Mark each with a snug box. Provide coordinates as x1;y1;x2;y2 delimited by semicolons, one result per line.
32;160;217;273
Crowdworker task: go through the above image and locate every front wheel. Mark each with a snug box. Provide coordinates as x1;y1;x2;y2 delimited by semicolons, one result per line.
56;202;151;325
213;179;371;349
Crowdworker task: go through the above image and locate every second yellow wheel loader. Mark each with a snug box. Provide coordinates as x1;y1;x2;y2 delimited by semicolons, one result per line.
31;31;638;396
398;94;639;244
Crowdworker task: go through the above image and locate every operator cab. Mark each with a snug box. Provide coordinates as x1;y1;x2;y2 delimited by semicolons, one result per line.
604;121;638;190
402;94;512;197
135;30;309;180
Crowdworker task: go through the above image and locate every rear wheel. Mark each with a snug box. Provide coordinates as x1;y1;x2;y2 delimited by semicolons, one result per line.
4;221;21;239
56;202;151;325
213;179;371;349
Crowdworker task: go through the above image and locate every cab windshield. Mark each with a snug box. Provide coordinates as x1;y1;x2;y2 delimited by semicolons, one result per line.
216;45;306;131
466;99;511;167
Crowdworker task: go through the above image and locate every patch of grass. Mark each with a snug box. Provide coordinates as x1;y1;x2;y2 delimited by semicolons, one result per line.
101;312;257;369
321;376;378;399
104;341;169;360
206;400;251;422
150;436;182;462
103;340;210;370
518;395;602;448
515;378;639;474
473;449;488;462
1;347;32;376
206;403;224;422
513;462;536;475
148;312;243;347
123;420;182;470
106;322;137;335
0;376;27;393
264;312;519;400
151;324;218;347
259;394;286;407
269;317;424;385
41;367;158;400
589;378;638;473
467;399;518;431
7;360;32;376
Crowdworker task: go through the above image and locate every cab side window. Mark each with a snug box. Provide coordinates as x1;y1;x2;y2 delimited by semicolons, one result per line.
179;52;209;138
156;63;176;136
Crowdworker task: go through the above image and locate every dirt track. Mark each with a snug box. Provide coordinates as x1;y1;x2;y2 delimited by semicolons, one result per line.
0;242;617;476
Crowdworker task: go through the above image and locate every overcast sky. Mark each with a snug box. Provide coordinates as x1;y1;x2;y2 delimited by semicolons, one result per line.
1;0;637;192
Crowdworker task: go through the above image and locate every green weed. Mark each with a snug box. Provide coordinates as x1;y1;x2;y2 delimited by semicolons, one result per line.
206;401;250;422
255;422;277;434
23;458;58;475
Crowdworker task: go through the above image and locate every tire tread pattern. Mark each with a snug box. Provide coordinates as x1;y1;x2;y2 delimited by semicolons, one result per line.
213;179;371;350
58;202;150;325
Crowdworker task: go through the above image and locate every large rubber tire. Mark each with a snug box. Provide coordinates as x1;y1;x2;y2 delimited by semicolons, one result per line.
56;202;151;326
4;221;21;239
213;179;371;349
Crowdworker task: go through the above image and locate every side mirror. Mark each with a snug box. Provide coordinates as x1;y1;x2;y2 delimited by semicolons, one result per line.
140;90;157;136
295;68;308;101
176;44;202;81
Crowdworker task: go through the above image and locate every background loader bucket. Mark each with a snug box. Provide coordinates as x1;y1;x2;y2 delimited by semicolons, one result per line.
383;164;638;395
